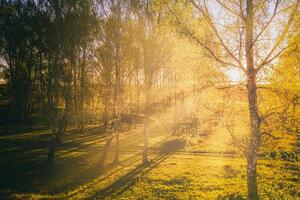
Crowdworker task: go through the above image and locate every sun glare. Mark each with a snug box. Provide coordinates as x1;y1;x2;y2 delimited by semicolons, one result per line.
225;68;245;83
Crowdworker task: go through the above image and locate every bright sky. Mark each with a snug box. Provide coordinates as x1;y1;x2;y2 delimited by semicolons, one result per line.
225;68;245;83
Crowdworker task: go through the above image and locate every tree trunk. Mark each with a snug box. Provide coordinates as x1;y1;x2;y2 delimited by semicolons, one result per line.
113;132;120;164
143;72;151;164
79;47;86;132
245;1;259;199
73;66;79;129
112;0;121;164
246;78;260;200
99;136;113;167
142;84;150;164
47;89;71;163
103;96;109;129
135;63;140;128
143;120;149;164
46;59;57;163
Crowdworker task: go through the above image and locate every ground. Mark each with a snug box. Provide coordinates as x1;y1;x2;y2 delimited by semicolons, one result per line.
0;98;299;199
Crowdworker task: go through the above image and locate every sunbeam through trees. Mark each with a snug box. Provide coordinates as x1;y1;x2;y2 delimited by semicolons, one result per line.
0;0;299;199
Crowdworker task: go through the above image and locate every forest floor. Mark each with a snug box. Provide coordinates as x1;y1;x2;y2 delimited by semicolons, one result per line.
0;97;299;200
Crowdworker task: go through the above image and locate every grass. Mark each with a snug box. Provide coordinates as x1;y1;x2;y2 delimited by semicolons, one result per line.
0;98;299;199
0;126;298;200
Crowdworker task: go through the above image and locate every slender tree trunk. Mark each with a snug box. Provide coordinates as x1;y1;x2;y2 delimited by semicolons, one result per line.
142;30;153;165
143;120;149;164
246;78;259;200
47;103;57;163
103;94;109;129
112;0;121;164
79;83;84;132
245;1;259;199
47;56;72;163
99;136;113;167
136;64;140;115
134;65;139;128
113;132;120;164
73;66;79;128
79;47;86;132
99;83;111;166
129;78;132;113
143;69;151;164
47;87;71;163
46;58;57;163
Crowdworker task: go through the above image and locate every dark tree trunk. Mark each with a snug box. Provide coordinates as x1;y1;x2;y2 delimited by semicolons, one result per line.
73;66;79;129
79;47;86;133
47;90;71;163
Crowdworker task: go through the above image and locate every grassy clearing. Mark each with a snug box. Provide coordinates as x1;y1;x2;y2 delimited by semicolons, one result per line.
0;98;299;199
0;124;299;200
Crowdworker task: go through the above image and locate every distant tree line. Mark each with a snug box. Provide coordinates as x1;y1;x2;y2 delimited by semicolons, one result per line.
0;0;193;163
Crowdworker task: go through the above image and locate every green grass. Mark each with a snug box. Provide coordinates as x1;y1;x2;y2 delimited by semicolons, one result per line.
0;125;299;200
0;98;299;199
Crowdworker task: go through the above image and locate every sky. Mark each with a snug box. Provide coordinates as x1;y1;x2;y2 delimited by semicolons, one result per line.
225;68;245;83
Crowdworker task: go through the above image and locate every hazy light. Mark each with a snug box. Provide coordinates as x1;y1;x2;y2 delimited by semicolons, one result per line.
225;68;245;83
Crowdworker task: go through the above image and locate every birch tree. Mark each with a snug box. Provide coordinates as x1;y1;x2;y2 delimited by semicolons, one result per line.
165;0;299;198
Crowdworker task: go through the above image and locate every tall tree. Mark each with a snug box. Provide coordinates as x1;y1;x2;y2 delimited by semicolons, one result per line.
165;0;299;198
44;0;97;162
0;0;42;127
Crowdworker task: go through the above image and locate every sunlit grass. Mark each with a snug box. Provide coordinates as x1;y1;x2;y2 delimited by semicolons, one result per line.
1;124;298;199
0;97;298;199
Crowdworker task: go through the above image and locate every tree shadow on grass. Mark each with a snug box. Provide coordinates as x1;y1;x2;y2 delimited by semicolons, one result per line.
0;126;109;193
159;138;186;154
0;127;178;198
89;138;185;199
51;151;143;195
217;193;245;200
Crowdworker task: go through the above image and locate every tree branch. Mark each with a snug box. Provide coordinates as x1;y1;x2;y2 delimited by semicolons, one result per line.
191;0;245;71
216;0;245;20
166;3;246;73
253;0;280;45
254;0;299;75
255;43;295;76
261;131;282;140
